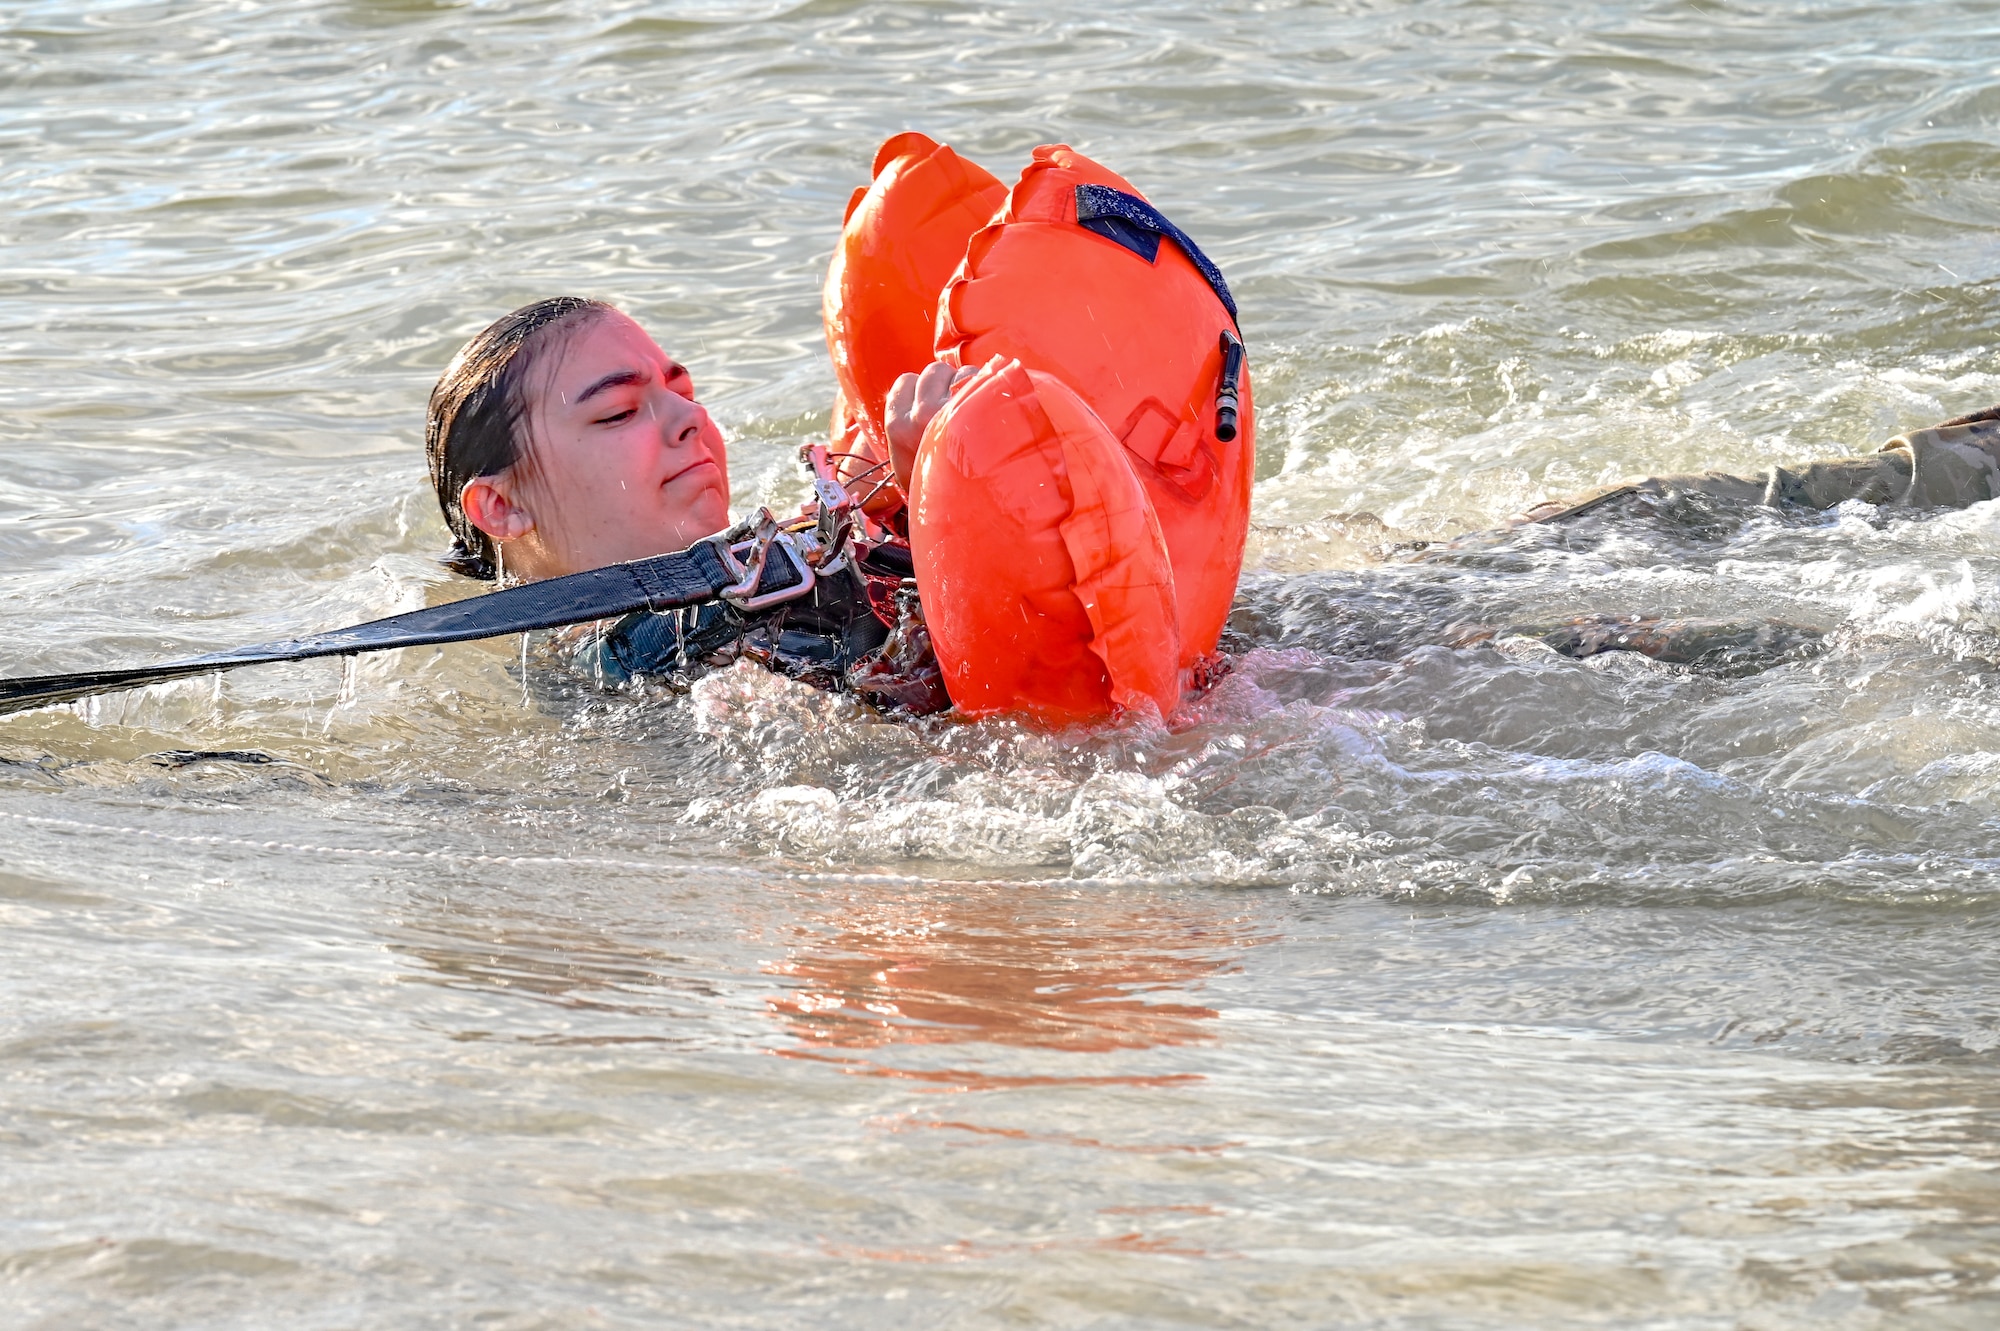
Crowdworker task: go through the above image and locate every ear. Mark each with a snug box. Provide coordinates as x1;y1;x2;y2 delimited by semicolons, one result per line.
460;475;536;542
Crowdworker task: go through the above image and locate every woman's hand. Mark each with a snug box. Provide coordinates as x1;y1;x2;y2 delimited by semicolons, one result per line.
884;360;979;492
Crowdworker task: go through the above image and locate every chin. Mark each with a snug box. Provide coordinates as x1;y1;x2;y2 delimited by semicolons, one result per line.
686;484;731;535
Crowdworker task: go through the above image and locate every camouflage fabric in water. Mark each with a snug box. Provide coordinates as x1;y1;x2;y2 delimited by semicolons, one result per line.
1523;409;2000;524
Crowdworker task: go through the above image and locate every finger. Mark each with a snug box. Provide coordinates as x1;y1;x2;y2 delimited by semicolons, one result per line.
915;359;956;412
884;371;919;425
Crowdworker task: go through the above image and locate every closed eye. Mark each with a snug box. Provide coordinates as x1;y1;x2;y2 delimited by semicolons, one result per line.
592;407;637;426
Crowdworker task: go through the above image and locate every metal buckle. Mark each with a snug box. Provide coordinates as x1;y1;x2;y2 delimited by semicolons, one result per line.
711;509;817;611
802;442;857;555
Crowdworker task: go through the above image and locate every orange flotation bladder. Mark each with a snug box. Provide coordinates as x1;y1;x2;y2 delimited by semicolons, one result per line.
910;359;1183;722
823;132;1006;474
825;136;1253;725
934;144;1253;666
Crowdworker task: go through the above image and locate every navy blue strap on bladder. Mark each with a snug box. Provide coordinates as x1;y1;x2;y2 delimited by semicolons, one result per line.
1073;183;1238;324
0;540;743;718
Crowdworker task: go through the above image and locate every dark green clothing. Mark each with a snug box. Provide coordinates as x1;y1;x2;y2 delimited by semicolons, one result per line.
1443;409;2000;673
1522;411;2000;524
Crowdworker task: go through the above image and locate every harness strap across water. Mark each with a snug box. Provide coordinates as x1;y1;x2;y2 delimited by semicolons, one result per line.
0;539;743;718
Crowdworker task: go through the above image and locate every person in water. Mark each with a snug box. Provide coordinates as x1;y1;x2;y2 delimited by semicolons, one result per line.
428;297;732;583
427;296;2000;697
425;295;961;711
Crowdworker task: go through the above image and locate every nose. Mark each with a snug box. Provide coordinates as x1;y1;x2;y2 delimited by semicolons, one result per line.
649;384;706;447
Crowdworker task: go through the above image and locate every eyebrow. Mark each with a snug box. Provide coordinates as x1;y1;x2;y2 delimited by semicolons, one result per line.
573;368;649;405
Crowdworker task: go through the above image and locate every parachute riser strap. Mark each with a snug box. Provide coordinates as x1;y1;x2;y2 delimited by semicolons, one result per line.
0;540;744;719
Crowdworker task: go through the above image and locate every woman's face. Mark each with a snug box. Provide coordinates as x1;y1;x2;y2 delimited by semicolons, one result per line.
504;311;731;576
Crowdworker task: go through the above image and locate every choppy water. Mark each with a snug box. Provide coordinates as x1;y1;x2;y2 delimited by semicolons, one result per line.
6;0;2000;1325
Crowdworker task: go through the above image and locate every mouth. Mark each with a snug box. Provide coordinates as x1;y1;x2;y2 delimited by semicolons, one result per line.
660;456;719;488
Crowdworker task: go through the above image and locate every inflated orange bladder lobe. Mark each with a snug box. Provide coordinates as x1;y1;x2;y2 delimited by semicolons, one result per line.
822;132;1007;463
825;134;1250;725
935;144;1254;669
910;361;1183;726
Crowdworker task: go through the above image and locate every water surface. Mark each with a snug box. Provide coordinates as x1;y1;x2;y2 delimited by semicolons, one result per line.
5;0;2000;1326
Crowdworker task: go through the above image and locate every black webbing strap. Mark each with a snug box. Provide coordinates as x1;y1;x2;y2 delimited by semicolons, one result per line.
0;540;738;718
1073;183;1237;324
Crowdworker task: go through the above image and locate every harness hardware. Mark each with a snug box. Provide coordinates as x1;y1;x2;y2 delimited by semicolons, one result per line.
802;442;859;562
711;509;818;612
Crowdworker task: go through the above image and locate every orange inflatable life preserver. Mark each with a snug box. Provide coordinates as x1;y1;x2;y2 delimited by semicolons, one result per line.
934;144;1253;672
824;136;1253;726
823;132;1006;480
910;359;1184;723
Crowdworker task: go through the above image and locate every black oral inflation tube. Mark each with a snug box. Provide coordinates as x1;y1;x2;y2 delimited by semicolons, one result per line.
1215;329;1245;443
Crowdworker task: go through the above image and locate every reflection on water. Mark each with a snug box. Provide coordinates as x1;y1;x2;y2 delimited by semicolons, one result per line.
766;887;1255;1051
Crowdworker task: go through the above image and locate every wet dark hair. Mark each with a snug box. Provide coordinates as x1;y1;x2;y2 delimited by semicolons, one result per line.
425;296;612;580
